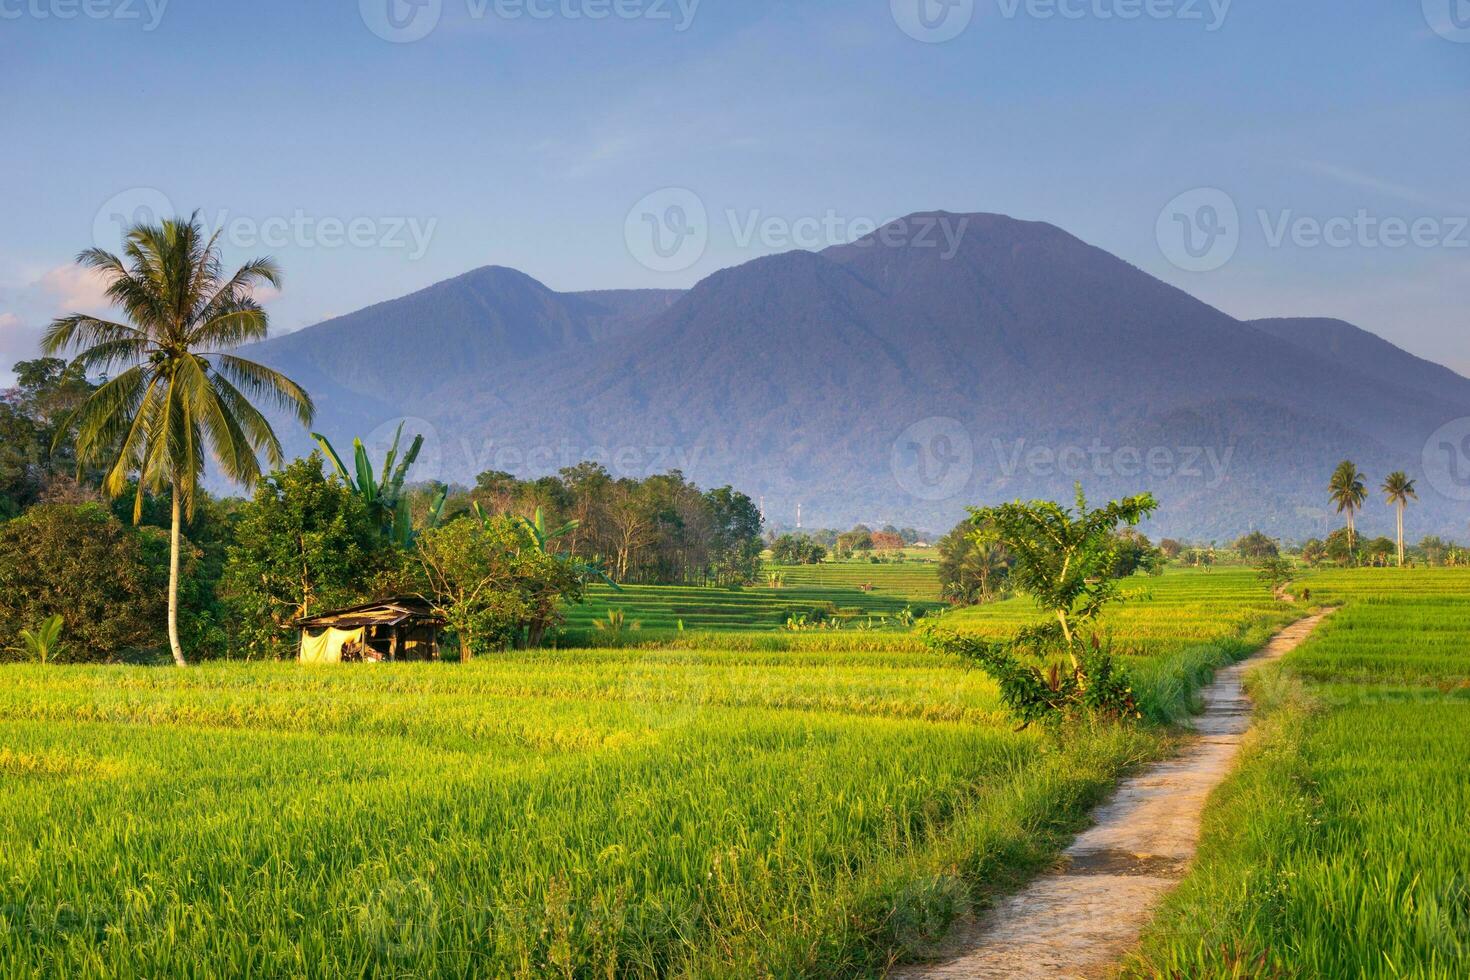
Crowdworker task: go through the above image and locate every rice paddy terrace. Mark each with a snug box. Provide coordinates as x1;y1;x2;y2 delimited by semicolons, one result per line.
560;560;944;636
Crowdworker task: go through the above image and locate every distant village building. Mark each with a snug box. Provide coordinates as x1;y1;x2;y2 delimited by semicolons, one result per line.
294;597;445;663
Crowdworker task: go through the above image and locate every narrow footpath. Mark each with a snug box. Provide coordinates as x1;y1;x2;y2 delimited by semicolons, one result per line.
890;612;1332;980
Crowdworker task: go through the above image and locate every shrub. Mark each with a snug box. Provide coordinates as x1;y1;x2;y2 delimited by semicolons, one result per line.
0;503;167;660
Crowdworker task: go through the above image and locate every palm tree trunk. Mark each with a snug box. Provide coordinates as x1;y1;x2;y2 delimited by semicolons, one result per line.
168;479;187;667
1397;504;1405;568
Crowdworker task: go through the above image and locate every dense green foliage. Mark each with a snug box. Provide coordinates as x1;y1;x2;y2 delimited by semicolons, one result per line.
769;533;827;565
936;522;1010;605
414;514;586;654
0;504;168;660
220;455;403;658
0;358;95;518
443;466;762;586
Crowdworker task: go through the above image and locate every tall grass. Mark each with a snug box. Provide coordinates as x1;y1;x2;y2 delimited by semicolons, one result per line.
1127;568;1470;979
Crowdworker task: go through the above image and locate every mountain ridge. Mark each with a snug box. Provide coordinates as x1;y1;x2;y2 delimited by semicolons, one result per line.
249;212;1469;539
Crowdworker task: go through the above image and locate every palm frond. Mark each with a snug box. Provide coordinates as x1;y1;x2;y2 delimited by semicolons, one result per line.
41;314;146;356
209;370;285;472
68;336;152;374
196;256;282;325
214;354;314;426
189;305;270;349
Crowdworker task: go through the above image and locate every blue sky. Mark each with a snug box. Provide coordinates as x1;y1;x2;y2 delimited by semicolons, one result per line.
1;0;1466;383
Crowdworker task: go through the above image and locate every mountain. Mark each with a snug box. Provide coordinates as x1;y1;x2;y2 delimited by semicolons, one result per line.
245;266;681;456
250;213;1470;540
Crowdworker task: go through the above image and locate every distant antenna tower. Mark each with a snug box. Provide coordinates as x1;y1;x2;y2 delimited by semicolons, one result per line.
796;503;803;529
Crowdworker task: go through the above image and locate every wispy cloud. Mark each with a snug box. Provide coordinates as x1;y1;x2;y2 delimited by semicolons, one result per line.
1298;160;1470;213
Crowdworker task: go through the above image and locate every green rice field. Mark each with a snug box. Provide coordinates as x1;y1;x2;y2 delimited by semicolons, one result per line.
1127;568;1470;978
1;568;1463;976
560;561;945;638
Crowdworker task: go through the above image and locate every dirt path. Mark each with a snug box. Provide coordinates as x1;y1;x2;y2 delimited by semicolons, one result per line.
889;612;1332;980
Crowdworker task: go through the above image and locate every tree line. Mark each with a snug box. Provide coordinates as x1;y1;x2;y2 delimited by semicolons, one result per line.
427;465;762;587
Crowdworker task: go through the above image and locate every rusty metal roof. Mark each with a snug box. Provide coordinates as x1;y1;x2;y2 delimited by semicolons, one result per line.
294;596;445;630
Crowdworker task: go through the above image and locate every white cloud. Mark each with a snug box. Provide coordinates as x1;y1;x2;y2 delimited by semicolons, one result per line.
0;312;42;385
38;264;113;313
247;283;283;304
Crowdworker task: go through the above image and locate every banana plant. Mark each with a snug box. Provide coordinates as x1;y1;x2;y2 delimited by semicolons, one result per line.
472;503;621;591
17;615;66;664
313;423;445;547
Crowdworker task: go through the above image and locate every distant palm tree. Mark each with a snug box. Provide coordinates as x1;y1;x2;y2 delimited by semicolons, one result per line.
43;214;313;666
1380;471;1417;568
1327;460;1367;558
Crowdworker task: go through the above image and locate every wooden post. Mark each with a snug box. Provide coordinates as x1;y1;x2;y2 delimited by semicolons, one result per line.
389;628;399;661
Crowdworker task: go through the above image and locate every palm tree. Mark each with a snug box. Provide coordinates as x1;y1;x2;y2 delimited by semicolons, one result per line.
1327;460;1367;558
43;214;313;666
1380;471;1417;568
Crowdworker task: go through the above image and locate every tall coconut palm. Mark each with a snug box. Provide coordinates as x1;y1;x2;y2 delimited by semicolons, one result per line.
1380;471;1417;568
43;214;313;666
1327;460;1367;558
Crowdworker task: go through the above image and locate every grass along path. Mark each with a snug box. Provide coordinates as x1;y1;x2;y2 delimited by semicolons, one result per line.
889;612;1332;979
1124;568;1470;978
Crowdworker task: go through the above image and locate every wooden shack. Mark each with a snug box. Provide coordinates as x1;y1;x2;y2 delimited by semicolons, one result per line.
295;597;445;663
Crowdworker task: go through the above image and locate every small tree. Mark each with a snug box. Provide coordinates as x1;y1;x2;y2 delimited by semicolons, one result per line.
924;486;1156;727
1328;460;1367;556
1256;555;1295;598
15;615;67;663
313;423;445;547
415;515;585;656
1233;531;1279;560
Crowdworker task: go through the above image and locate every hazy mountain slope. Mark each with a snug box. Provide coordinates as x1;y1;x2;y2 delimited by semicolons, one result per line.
1250;317;1470;407
247;267;680;404
248;213;1470;538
